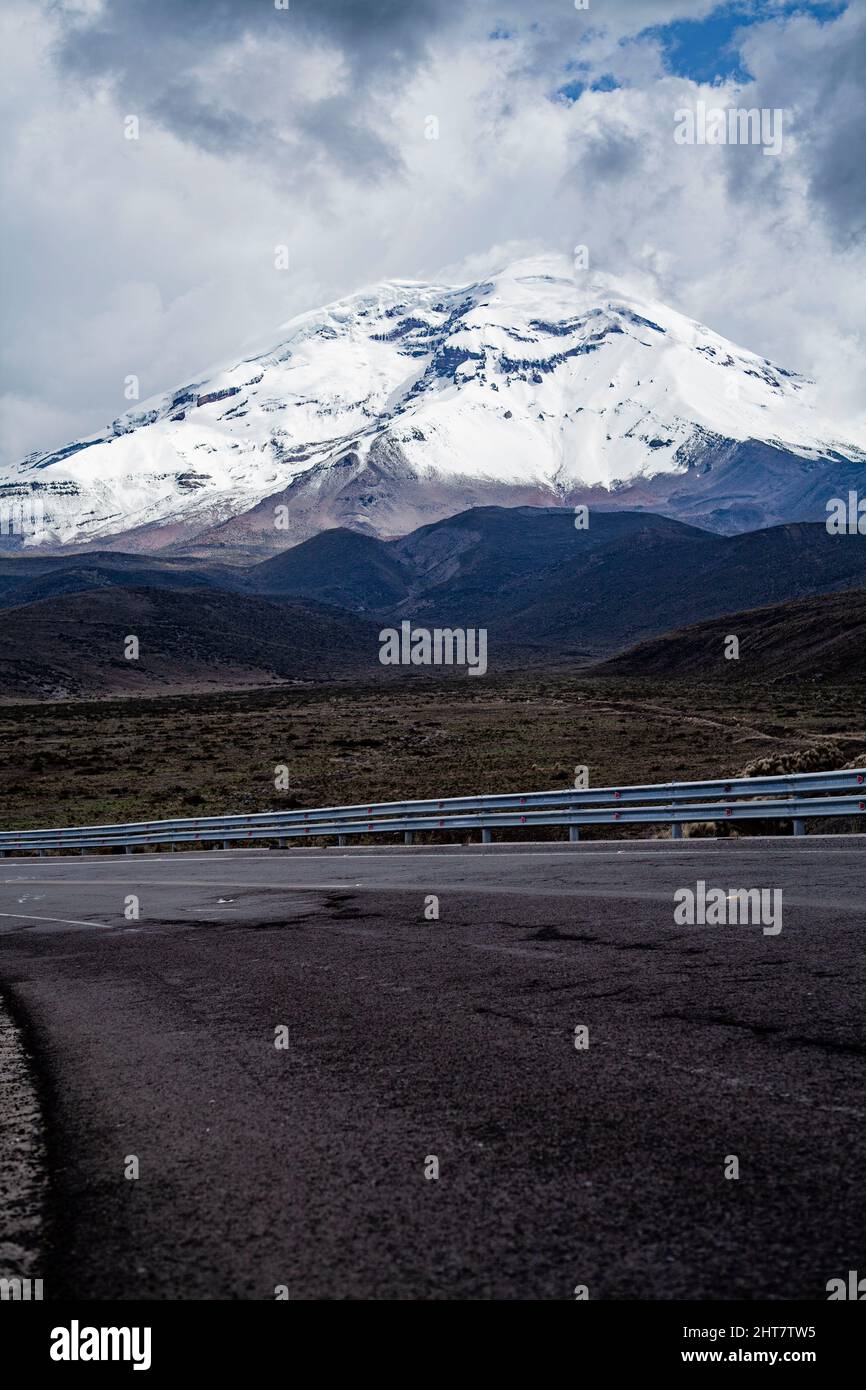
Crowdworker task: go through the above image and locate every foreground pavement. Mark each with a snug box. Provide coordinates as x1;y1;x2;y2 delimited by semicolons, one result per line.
0;837;863;1300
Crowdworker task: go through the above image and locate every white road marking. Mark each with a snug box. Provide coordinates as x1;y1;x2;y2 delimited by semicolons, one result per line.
0;910;111;929
1;879;374;889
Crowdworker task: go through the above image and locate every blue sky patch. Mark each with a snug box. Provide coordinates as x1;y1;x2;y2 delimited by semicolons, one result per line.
644;2;848;86
557;69;621;103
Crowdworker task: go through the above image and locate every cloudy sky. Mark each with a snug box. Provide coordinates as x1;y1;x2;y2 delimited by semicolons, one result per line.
1;0;863;460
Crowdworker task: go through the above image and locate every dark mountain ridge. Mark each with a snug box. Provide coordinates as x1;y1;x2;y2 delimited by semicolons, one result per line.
2;507;865;696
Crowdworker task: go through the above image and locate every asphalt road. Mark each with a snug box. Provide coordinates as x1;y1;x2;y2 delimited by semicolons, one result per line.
0;837;864;1301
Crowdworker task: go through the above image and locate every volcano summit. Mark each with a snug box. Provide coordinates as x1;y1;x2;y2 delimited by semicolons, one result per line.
5;254;865;557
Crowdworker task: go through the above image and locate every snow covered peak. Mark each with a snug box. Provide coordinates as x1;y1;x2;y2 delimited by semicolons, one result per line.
4;252;865;551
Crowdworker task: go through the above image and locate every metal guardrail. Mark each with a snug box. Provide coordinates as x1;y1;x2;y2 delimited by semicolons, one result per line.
0;769;863;855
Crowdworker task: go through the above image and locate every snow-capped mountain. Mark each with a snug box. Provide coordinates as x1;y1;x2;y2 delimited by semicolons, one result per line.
5;254;866;554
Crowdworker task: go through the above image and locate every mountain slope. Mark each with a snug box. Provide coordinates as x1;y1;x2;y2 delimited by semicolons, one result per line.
248;506;866;660
5;255;865;556
491;515;866;659
248;507;693;609
250;528;412;611
3;507;866;696
0;562;227;611
0;589;380;700
589;589;866;683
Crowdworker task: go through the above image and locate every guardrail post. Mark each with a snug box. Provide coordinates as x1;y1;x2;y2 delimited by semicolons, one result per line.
792;819;806;836
670;823;683;840
338;835;347;846
569;826;580;842
404;831;414;845
124;845;132;855
277;838;287;849
481;828;492;844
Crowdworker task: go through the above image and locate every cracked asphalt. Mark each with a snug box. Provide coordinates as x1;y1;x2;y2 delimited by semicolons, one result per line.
0;837;863;1300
